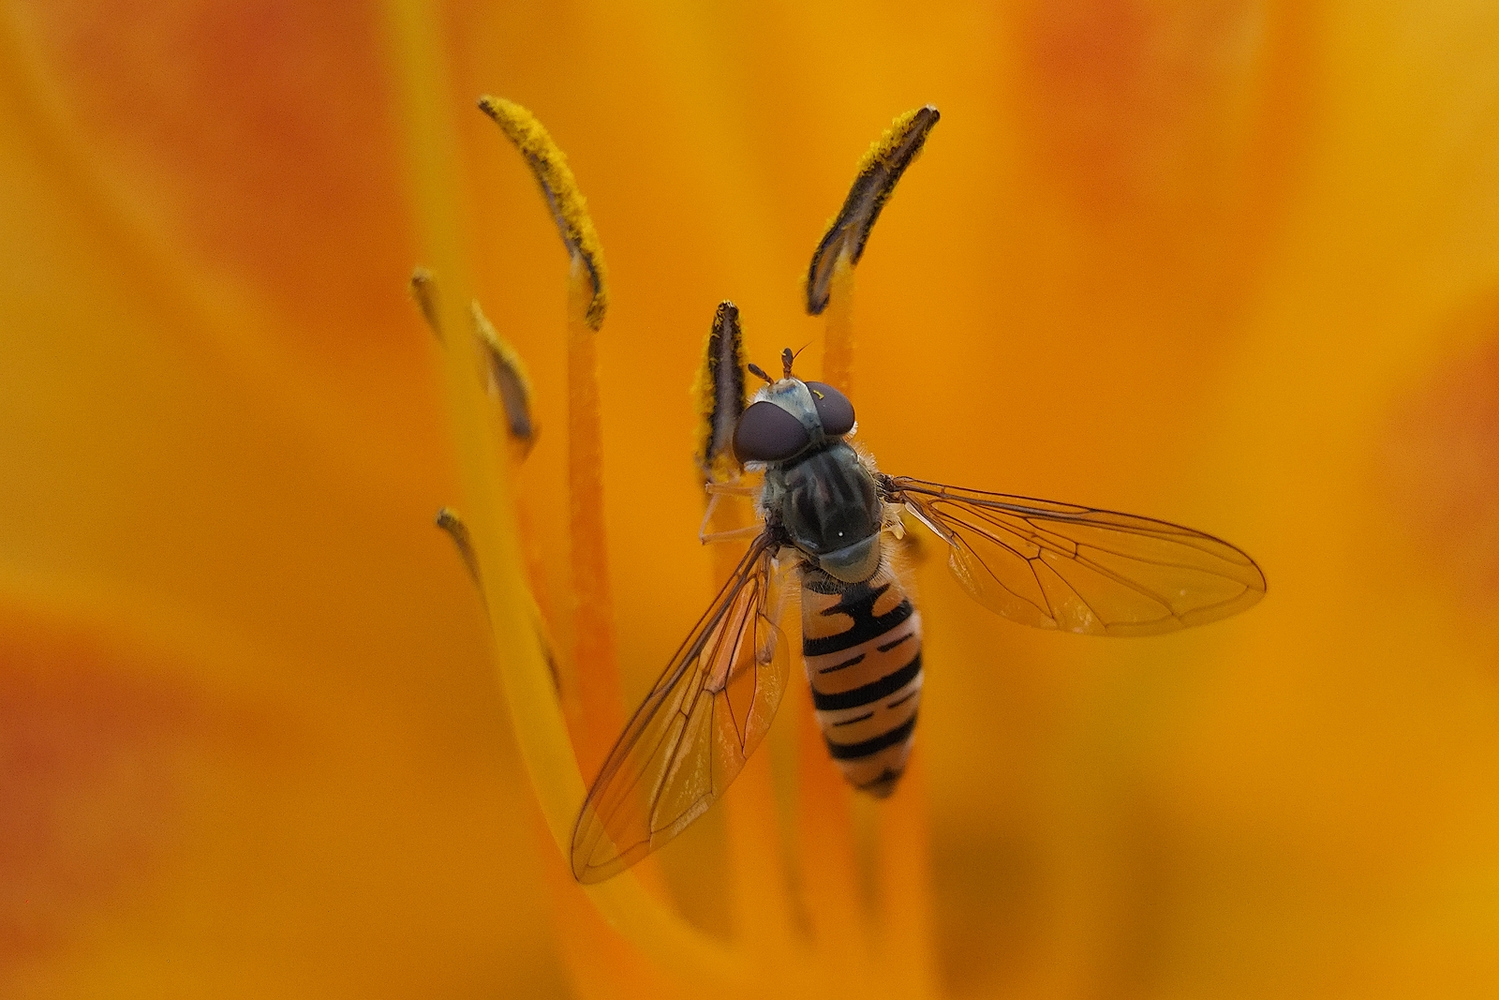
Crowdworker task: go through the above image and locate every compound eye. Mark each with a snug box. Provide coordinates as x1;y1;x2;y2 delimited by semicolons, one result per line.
733;401;811;463
804;381;855;436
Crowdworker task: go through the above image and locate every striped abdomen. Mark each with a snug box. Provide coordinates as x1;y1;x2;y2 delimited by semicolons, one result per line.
800;560;923;798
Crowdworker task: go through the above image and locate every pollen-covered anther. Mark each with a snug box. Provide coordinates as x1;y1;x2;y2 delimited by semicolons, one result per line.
693;300;748;483
470;300;538;458
478;95;609;330
805;104;940;316
409;266;442;339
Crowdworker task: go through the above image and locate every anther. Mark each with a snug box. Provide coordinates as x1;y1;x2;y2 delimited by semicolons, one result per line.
435;507;482;587
694;300;747;481
805;105;940;316
478;96;609;330
409;267;442;340
470;301;538;458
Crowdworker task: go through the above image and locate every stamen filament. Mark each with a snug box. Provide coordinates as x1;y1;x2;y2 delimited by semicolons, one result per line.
565;252;623;777
821;250;857;395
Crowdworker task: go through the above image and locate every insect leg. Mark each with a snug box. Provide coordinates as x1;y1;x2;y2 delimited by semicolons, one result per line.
701;525;765;544
699;479;763;543
705;481;757;497
880;503;908;539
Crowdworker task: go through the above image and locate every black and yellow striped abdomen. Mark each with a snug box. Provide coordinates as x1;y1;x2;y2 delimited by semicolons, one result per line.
800;560;923;797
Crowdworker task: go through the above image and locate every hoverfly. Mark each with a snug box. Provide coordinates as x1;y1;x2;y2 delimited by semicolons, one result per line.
463;94;1265;883
569;343;1266;883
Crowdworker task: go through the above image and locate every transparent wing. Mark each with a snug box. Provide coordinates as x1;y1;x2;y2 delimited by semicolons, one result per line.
570;533;792;883
884;476;1265;636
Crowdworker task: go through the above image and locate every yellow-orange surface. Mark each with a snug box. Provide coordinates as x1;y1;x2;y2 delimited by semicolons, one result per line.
3;2;1499;998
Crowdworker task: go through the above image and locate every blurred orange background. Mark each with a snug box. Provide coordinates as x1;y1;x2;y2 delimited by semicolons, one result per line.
4;1;1499;997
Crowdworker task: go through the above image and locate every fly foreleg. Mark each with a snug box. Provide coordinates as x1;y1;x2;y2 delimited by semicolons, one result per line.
699;481;764;544
704;481;756;497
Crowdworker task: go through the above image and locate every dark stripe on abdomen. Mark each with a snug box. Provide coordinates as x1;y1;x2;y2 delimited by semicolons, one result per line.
802;583;914;657
818;652;865;674
826;714;918;760
811;652;922;711
877;632;914;653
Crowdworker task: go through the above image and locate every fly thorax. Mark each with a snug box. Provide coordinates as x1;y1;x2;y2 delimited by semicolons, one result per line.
771;442;883;583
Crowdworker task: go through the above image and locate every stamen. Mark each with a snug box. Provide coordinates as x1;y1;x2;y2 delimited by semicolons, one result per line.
693;301;747;482
435;506;482;586
691;308;795;945
408;266;442;339
478;96;609;330
805;105;939;316
470;300;538;458
482;96;622;775
808;105;940;394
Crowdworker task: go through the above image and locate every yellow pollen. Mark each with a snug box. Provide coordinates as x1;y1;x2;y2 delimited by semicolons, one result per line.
809;105;939;395
693;300;748;483
478;95;609;330
805;104;939;317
